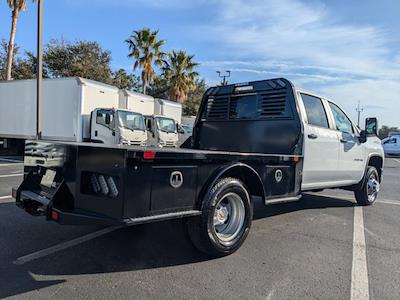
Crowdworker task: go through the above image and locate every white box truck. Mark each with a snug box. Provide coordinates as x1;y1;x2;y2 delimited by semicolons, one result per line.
119;90;154;115
145;99;183;148
154;98;182;124
0;77;147;147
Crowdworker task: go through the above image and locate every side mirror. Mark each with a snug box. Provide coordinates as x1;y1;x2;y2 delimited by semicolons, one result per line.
177;124;185;134
359;130;367;143
365;117;378;136
146;120;152;132
105;114;111;125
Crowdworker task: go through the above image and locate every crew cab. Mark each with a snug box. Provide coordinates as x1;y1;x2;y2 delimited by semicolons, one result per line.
13;78;384;257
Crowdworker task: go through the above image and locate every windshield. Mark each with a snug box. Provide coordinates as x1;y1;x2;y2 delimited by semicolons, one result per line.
117;111;146;131
156;117;176;133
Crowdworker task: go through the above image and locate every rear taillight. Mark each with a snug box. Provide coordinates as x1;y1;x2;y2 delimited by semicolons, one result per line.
51;210;59;221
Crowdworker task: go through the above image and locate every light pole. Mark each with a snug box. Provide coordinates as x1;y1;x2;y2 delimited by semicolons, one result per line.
356;100;364;127
216;70;231;86
36;0;43;139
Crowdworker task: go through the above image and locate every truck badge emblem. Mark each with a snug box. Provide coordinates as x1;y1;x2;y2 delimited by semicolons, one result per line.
275;169;283;183
170;171;184;188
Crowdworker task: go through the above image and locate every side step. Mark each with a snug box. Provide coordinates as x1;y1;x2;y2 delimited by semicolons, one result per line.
124;210;202;226
265;195;302;205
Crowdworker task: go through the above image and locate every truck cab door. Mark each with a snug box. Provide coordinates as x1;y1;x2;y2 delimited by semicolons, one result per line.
300;93;341;190
327;102;365;184
91;109;117;144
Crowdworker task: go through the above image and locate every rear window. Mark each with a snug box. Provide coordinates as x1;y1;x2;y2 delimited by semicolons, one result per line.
204;87;290;121
229;95;258;119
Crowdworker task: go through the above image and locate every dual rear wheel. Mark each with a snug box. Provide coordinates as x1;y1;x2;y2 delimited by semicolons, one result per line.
187;177;253;257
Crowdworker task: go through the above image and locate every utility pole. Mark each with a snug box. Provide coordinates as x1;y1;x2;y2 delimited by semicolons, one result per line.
355;100;364;127
216;70;231;86
36;0;43;139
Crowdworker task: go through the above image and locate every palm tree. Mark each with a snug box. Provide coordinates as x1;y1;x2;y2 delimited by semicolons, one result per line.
126;28;165;94
5;0;35;80
162;50;199;103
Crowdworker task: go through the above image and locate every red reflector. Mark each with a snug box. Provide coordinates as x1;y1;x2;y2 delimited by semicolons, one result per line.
143;151;156;160
51;210;59;221
12;188;17;199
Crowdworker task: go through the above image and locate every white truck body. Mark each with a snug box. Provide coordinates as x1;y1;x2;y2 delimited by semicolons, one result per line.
154;98;182;124
0;78;147;145
118;90;154;116
0;77;119;141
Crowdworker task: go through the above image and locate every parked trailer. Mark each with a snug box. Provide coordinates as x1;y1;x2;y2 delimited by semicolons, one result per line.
13;78;384;257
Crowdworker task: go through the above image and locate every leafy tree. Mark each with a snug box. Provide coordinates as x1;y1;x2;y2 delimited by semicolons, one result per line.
147;76;169;99
13;51;40;79
44;39;113;83
0;39;40;80
5;0;36;80
162;50;199;103
126;28;166;94
112;68;141;91
183;78;206;116
379;126;400;139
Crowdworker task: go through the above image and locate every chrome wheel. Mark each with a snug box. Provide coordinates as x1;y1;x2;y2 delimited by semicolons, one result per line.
367;173;380;202
213;192;245;244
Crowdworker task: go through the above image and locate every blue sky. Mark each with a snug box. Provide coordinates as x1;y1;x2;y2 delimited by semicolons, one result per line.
1;0;399;126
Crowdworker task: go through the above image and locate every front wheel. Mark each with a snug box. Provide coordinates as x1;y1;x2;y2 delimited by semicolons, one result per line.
187;177;253;257
354;166;380;206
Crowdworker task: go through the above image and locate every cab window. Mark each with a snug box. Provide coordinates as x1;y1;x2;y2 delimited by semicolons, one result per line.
301;94;329;128
96;110;115;129
328;103;354;133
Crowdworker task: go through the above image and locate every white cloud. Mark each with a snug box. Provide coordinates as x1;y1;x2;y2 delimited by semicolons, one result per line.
195;0;400;126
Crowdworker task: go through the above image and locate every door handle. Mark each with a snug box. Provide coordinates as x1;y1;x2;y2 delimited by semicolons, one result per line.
307;133;318;139
95;130;98;137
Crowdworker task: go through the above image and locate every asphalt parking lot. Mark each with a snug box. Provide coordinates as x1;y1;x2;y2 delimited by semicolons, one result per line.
0;157;399;299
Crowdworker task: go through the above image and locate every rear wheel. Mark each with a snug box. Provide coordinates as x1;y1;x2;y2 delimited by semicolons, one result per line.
354;166;380;206
187;177;253;257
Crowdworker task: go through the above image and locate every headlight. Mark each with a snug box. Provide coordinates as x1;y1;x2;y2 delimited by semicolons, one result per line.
157;140;165;147
120;137;129;145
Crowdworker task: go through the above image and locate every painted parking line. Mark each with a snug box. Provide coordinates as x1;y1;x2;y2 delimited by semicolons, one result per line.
351;206;369;300
378;200;400;206
14;225;123;265
393;158;400;164
0;158;23;163
0;195;12;200
0;163;24;167
307;193;400;206
0;173;23;178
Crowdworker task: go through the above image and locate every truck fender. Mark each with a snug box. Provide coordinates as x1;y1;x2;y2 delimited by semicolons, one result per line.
345;154;384;191
197;163;266;209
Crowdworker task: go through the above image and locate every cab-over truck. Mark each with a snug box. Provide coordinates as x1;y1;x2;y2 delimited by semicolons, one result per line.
13;78;384;257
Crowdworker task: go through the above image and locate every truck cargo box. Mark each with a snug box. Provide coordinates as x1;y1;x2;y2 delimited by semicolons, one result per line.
0;77;120;142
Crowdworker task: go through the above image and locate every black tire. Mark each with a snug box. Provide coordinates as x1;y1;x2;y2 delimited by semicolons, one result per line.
187;177;253;257
354;166;380;206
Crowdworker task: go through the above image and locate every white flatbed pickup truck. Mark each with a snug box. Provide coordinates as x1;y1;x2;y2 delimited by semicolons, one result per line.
14;78;384;257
